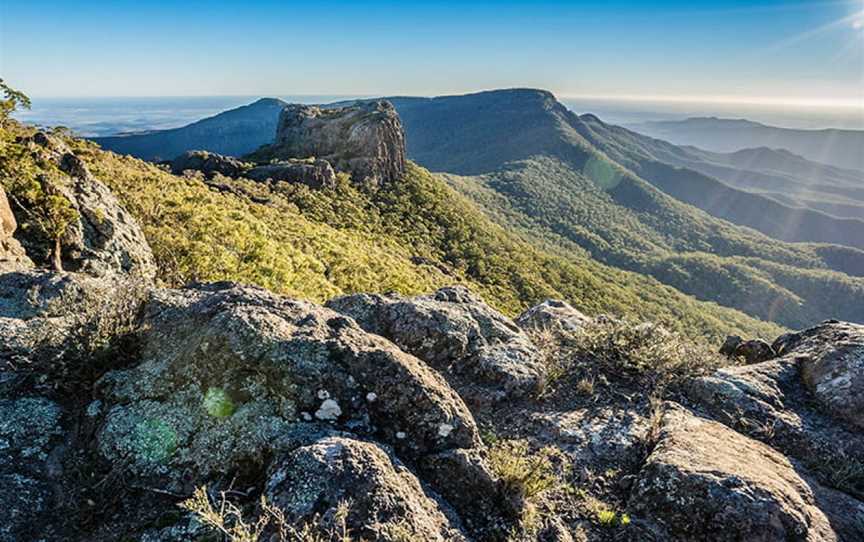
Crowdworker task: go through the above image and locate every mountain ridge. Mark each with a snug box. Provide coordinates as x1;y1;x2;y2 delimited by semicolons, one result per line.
627;116;864;171
85;88;864;328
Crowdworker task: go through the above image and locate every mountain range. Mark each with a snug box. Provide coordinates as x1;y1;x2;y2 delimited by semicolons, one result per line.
627;117;864;172
91;89;864;330
7;84;864;541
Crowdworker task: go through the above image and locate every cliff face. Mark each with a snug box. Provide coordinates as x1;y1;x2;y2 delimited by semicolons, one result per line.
0;186;32;271
259;100;406;186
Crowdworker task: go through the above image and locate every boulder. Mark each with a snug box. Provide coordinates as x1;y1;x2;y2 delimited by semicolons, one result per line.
687;355;864;501
787;321;864;430
95;282;480;491
631;404;839;541
516;299;590;337
327;286;546;400
260;100;406;186
14;133;156;279
720;335;776;364
246;158;337;189
0;270;142;376
419;448;514;535
0;186;33;272
170;150;250;178
719;334;742;356
265;436;467;541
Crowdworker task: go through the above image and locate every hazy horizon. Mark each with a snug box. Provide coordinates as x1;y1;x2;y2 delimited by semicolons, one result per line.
3;0;863;109
13;92;864;137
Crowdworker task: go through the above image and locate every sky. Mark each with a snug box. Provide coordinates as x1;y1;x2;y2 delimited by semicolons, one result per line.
1;0;863;110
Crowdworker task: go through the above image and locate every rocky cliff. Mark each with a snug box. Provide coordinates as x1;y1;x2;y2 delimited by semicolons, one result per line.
0;186;32;272
252;100;406;186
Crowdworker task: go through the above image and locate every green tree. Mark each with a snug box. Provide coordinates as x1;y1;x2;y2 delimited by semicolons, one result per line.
0;79;31;122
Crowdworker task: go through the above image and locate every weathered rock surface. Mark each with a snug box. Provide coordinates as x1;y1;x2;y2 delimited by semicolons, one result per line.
260;100;406;186
516;299;590;337
170;150;250;178
631;404;842;541
419;447;514;535
0;186;32;272
246;158;337;189
689;322;864;508
327;286;546;400
787;321;864;430
95;282;479;491
266;436;467;541
15;133;156;279
0;397;67;542
0;270;139;374
530;407;650;474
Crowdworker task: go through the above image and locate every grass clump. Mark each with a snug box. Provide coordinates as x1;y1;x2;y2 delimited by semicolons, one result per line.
489;440;561;505
181;486;354;542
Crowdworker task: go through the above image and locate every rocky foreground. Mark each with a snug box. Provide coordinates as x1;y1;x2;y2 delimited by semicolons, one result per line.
2;104;864;541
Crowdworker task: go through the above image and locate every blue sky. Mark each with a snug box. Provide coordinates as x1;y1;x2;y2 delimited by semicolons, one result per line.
2;0;862;107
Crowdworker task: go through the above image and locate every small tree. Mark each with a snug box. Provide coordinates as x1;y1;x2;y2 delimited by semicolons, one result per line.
0;81;78;271
40;192;78;271
9;177;78;272
0;79;31;123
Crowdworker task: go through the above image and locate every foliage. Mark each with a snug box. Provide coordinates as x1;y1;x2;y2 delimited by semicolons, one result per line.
567;318;728;388
0;119;783;340
0;79;31;122
449;155;864;329
488;440;561;503
0;123;79;269
596;508;631;528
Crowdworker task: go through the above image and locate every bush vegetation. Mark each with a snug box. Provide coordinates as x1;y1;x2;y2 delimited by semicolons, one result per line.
0;86;79;270
391;90;864;329
0;118;784;340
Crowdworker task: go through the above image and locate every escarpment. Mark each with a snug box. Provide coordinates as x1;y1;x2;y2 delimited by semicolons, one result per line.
251;100;407;186
169;100;406;189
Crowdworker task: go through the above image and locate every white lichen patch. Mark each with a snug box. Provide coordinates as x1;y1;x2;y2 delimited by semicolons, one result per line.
438;423;454;438
366;392;378;402
315;399;342;421
396;431;407;440
317;389;330;400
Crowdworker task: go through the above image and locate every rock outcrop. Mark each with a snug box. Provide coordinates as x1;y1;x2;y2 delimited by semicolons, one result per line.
0;186;32;272
4;254;864;541
631;404;843;541
169;150;338;189
720;334;777;364
170;150;250;178
327;286;547;400
787;321;864;430
266;436;467;541
516;299;590;337
259;100;406;186
688;322;864;503
246;158;337;189
96;282;480;490
13;133;156;279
